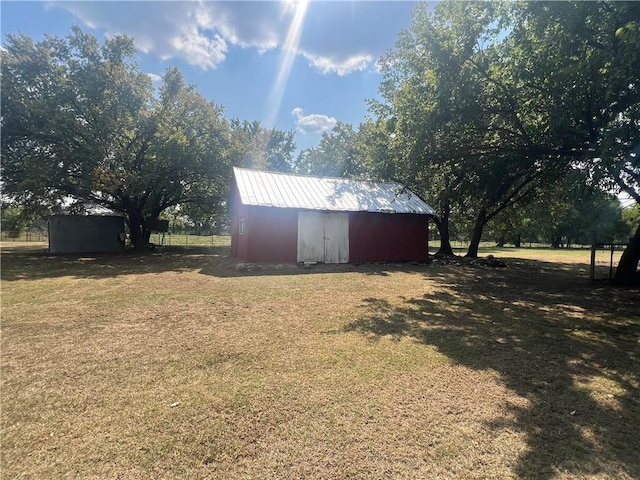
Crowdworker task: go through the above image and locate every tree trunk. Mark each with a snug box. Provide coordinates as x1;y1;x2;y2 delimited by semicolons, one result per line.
432;202;454;256
551;236;561;249
127;211;146;252
466;210;487;258
613;222;640;286
514;234;521;248
143;226;152;245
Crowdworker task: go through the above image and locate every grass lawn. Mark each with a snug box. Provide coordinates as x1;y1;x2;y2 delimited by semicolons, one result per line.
2;241;638;479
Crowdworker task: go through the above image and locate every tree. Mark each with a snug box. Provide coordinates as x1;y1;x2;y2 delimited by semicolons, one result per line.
621;203;640;236
513;1;640;283
373;1;553;258
1;28;232;250
369;1;640;279
294;122;359;177
493;173;629;248
355;117;458;255
485;208;529;248
0;205;28;239
230;119;296;173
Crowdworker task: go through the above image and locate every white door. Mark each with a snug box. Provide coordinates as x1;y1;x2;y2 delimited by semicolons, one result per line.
323;213;349;263
297;211;325;263
297;212;349;263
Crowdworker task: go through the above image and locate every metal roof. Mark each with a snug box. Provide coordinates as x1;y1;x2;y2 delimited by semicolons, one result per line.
233;167;435;215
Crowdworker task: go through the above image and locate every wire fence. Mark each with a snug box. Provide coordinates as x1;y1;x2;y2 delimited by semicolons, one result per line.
1;231;231;247
428;240;595;250
589;243;627;281
1;231;49;242
1;233;604;249
147;233;231;247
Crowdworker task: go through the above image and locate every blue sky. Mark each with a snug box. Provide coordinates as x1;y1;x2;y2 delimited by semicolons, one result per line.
1;1;422;151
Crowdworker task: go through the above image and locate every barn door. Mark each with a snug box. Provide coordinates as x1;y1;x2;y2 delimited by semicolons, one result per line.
297;212;325;263
323;213;349;263
297;212;349;263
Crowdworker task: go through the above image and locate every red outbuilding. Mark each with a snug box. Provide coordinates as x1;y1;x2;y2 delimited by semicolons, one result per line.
230;167;435;264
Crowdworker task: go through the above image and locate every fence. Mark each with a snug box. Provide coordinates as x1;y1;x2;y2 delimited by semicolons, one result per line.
427;240;595;251
589;243;627;281
1;231;231;248
1;231;48;242
148;233;230;247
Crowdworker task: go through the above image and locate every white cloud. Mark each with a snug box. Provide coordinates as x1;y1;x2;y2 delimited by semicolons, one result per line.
199;3;280;52
52;1;413;73
170;27;227;70
146;72;162;83
301;52;373;76
292;107;337;134
57;2;237;70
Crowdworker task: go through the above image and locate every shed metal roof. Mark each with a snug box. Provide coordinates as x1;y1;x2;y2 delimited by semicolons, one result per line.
233;167;435;215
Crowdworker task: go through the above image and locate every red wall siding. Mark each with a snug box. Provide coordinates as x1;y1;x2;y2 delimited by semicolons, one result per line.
243;206;298;263
230;203;249;260
229;184;246;259
230;194;430;264
231;180;297;263
349;212;429;263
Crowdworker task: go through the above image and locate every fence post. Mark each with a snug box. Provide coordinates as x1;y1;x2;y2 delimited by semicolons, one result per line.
609;244;615;280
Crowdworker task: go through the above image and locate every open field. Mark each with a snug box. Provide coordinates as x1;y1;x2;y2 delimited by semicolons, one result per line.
2;241;639;479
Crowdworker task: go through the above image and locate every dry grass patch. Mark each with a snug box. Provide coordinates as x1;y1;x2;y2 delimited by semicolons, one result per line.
2;243;639;479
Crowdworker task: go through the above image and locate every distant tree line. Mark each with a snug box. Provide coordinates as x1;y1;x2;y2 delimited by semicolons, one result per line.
2;2;639;283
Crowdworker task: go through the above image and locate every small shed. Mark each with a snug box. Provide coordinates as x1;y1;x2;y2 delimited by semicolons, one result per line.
230;167;435;264
48;215;126;253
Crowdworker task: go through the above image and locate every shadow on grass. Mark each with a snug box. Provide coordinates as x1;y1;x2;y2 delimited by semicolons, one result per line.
0;244;426;281
0;242;624;285
0;245;234;281
345;261;640;479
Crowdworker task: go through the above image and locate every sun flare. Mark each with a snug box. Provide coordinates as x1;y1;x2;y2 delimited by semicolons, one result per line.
264;0;309;128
